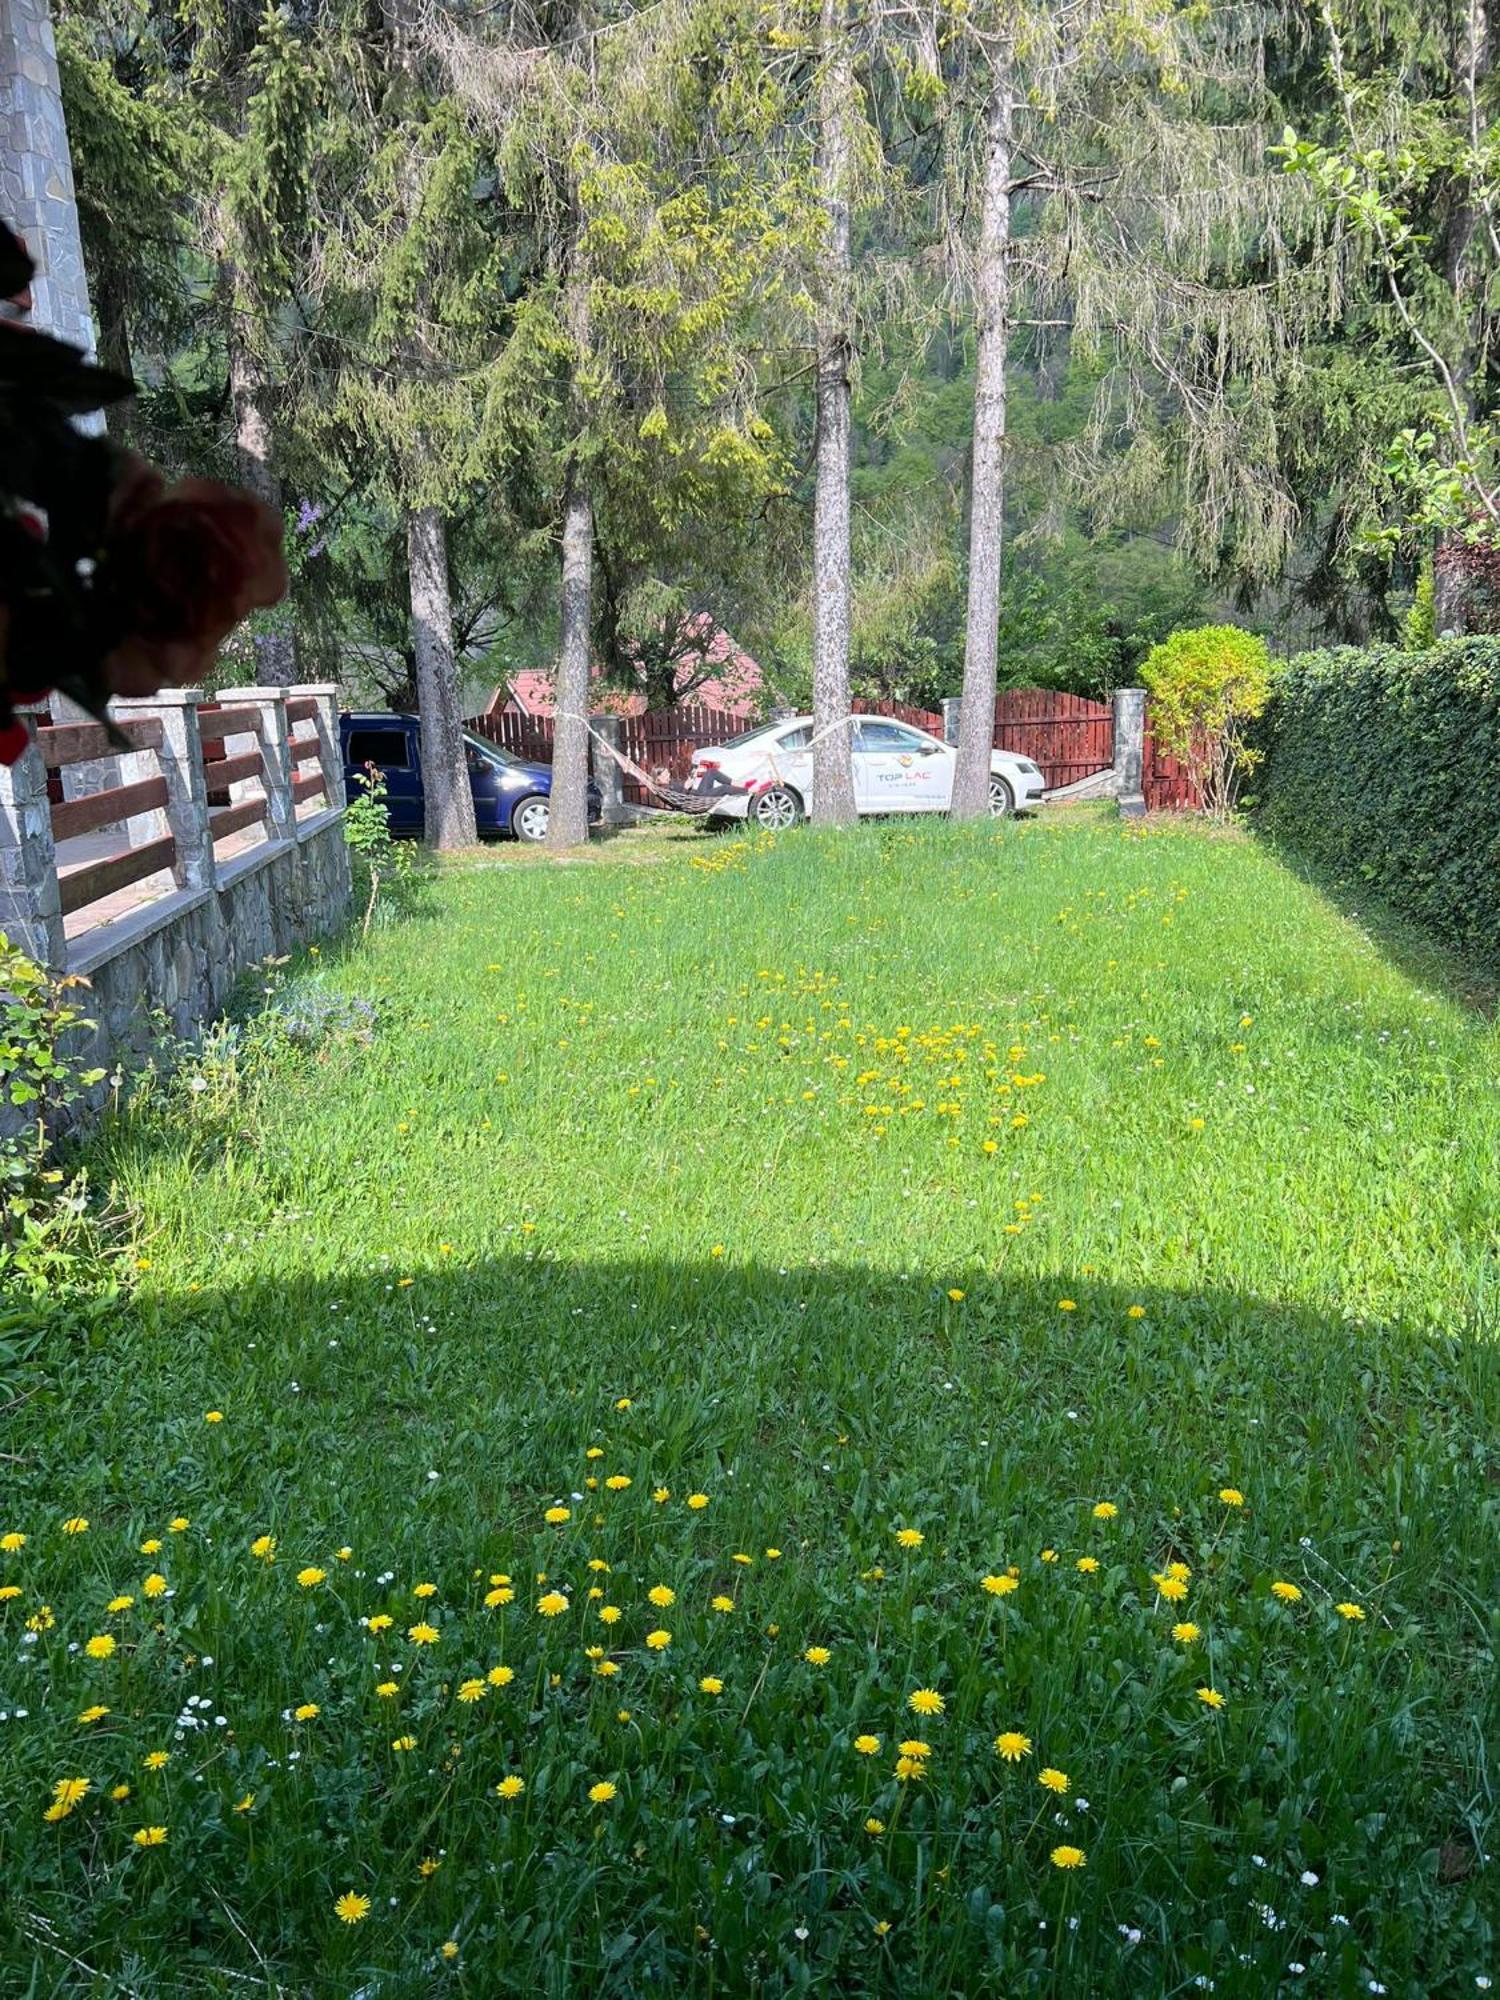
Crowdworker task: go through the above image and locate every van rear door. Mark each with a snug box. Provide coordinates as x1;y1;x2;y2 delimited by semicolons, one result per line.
346;721;423;834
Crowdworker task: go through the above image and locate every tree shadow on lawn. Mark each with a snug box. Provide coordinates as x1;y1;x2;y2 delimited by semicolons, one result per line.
37;1253;1498;1578
10;1255;1497;1999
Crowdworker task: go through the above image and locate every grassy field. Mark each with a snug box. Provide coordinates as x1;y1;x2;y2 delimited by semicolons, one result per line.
3;810;1497;1997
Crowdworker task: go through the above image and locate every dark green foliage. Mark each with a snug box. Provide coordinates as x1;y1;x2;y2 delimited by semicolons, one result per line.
1261;641;1500;972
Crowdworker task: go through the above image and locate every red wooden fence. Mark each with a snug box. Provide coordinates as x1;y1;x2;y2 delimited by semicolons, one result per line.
467;692;1197;810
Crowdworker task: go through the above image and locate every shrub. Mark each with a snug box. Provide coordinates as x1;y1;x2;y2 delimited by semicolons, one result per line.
1260;639;1500;974
1139;624;1273;815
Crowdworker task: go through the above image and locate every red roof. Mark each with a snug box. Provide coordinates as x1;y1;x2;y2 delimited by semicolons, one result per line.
492;627;762;720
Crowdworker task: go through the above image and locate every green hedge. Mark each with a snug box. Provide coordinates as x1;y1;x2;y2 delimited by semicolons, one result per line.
1260;639;1500;974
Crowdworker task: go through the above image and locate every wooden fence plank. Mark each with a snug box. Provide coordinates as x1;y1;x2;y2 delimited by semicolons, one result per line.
57;834;177;916
290;770;326;802
285;698;318;723
196;705;262;737
209;798;269;841
50;775;169;842
290;735;323;763
202;749;263;789
36;717;163;767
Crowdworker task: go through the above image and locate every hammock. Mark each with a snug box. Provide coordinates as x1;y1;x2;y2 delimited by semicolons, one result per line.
564;712;748;816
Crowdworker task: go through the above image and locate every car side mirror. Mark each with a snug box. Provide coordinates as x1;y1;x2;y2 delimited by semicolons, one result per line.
919;743;942;756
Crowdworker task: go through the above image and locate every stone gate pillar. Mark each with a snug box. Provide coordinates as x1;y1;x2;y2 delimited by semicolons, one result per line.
0;0;97;355
1113;686;1147;818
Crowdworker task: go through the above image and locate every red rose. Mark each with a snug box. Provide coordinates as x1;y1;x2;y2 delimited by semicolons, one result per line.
102;463;288;697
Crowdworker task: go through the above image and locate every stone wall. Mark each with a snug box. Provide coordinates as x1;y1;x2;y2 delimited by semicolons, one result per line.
74;815;352;1075
0;0;97;353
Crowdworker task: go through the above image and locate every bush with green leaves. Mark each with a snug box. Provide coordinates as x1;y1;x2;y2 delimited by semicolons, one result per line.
0;931;112;1291
1259;639;1500;976
1140;625;1274;816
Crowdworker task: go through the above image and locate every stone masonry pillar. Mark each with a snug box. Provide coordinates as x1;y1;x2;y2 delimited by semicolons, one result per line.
216;685;294;845
0;0;97;353
941;697;961;747
110;690;216;896
296;683;346;813
0;730;66;967
1113;685;1147;818
589;712;627;826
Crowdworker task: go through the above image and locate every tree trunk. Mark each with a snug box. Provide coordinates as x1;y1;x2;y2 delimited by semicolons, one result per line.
810;0;857;825
1435;0;1491;636
408;504;477;850
951;59;1014;819
224;267;297;687
549;465;595;848
549;255;595;851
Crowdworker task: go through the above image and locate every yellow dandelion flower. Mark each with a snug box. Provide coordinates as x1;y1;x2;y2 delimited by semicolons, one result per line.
598;1605;622;1625
84;1634;116;1660
1075;1557;1099;1575
52;1776;91;1809
1197;1687;1225;1709
864;1817;886;1835
1271;1581;1303;1603
1153;1573;1189;1603
982;1573;1019;1596
946;1289;965;1302
293;1703;319;1722
605;1475;632;1491
204;1411;224;1425
484;1587;514;1608
686;1494;709;1511
907;1687;945;1717
898;1739;931;1759
647;1585;675;1608
139;1538;162;1555
652;1487;670;1504
1091;1502;1117;1520
544;1506;571;1525
42;1802;71;1823
588;1780;618;1803
536;1592;569;1617
803;1645;831;1666
1218;1488;1245;1508
142;1573;167;1599
110;1783;129;1801
994;1731;1032;1762
407;1622;440;1645
495;1775;525;1799
143;1750;170;1769
594;1658;620;1676
375;1681;399;1698
645;1628;672;1651
1336;1602;1366;1621
1166;1561;1192;1581
0;1532;25;1552
78;1705;110;1724
391;1734;417;1752
1041;1548;1058;1563
1050;1845;1085;1869
853;1734;881;1755
1172;1621;1201;1644
1058;1299;1077;1313
456;1679;486;1704
413;1582;438;1600
1039;1767;1069;1794
699;1675;724;1694
233;1793;255;1813
487;1664;514;1687
894;1528;924;1548
1127;1304;1147;1318
168;1518;188;1534
335;1891;371;1924
296;1567;326;1589
132;1825;167;1847
711;1595;734;1613
367;1613;394;1633
106;1595;134;1615
62;1518;88;1536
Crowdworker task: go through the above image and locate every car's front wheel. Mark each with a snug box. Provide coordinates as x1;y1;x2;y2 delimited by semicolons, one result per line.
987;775;1015;818
511;794;550;842
751;786;803;831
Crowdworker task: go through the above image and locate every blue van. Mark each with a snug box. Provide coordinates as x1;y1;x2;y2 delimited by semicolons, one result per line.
341;713;601;842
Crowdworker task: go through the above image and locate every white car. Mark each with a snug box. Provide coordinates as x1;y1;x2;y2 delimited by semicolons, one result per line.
687;715;1046;829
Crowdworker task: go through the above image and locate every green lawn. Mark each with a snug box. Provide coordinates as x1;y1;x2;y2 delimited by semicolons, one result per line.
4;811;1497;1997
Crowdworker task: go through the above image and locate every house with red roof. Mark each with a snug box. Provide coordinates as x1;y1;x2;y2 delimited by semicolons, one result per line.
486;624;764;721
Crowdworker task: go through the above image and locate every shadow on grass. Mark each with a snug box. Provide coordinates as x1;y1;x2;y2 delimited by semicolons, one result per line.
1252;827;1498;1016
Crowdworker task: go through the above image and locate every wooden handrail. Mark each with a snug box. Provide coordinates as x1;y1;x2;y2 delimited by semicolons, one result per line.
57;835;177;916
197;705;263;736
290;769;326;802
290;735;323;763
285;697;318;723
51;776;169;843
208;798;268;842
36;718;163;767
201;749;263;789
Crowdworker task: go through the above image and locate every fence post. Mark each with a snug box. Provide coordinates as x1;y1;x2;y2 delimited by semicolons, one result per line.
589;712;627;825
941;697;962;746
1112;686;1147;818
294;683;346;812
110;689;216;894
216;685;294;843
0;731;67;968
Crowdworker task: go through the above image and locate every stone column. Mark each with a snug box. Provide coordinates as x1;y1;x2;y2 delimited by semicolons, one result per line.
110;690;215;894
216;685;294;844
589;711;627;825
294;683;346;812
941;697;962;746
0;0;97;353
0;729;65;967
1113;685;1147;818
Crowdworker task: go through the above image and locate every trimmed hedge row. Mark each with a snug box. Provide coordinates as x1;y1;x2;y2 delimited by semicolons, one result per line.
1260;639;1500;975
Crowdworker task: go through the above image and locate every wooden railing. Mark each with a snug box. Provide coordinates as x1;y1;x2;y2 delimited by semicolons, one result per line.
12;683;345;949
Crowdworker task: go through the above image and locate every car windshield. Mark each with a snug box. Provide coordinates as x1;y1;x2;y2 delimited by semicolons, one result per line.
712;720;785;752
463;732;523;770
